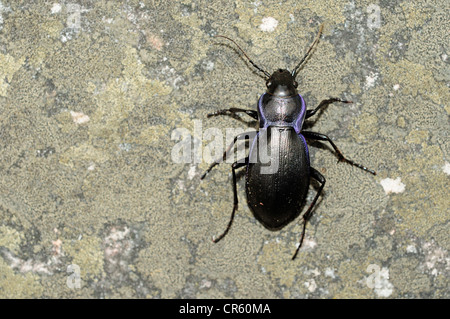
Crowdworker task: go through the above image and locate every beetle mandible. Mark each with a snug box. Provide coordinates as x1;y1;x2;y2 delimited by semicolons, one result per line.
201;24;376;260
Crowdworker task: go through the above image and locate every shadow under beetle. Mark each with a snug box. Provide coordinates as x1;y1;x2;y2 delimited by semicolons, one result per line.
201;24;376;260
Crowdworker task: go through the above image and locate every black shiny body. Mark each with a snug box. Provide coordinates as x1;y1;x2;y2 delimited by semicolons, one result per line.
247;70;310;230
246;125;310;230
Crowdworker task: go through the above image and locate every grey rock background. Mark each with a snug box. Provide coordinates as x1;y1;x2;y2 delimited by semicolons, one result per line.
0;0;448;298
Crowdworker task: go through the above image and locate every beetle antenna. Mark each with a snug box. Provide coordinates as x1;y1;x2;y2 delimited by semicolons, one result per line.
292;24;324;79
214;35;271;79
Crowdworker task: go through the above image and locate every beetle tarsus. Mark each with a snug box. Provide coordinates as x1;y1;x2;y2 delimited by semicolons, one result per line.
212;160;246;243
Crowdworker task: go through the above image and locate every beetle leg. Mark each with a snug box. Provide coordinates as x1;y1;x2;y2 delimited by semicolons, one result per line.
212;159;248;243
200;131;257;179
292;167;326;260
302;131;376;175
207;108;258;120
305;98;352;119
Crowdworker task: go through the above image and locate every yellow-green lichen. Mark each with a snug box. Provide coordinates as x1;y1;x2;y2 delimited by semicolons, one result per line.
379;59;448;106
334;259;374;298
64;235;104;279
0;225;24;253
405;129;429;145
0;53;25;97
393;144;448;237
350;113;379;143
0;259;44;298
59;46;172;167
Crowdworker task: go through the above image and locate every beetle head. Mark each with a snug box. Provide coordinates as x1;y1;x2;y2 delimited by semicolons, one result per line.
265;69;298;97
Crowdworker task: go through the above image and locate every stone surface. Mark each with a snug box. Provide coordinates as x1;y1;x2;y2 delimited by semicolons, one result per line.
0;0;448;298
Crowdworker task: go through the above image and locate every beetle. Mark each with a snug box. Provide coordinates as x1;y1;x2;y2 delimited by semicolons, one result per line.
201;24;376;259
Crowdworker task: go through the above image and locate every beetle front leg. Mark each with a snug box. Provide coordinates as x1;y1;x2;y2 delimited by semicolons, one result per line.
212;159;248;243
201;131;257;179
302;131;376;175
292;167;326;260
207;108;258;120
305;98;352;119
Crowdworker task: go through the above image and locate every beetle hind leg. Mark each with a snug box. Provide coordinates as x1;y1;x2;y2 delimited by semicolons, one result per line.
292;167;326;260
212;159;248;243
201;131;256;180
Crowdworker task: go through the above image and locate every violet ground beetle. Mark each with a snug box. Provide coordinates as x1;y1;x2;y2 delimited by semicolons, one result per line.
201;24;376;260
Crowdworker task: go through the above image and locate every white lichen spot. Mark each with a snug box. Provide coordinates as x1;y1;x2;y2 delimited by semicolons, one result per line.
118;143;132;152
364;72;378;89
422;241;448;276
301;237;317;249
393;84;400;90
406;244;417;253
304;279;317;292
259;17;278;32
304;267;320;277
374;267;394;298
51;3;62;14
103;226;135;265
102;17;113;24
0;0;11;29
160;65;184;89
324;268;336;278
70;110;90;124
0;2;10;12
251;0;261;13
176;179;186;191
1;249;53;275
380;177;405;194
200;279;212;289
105;226;130;243
443;162;450;175
203;60;214;71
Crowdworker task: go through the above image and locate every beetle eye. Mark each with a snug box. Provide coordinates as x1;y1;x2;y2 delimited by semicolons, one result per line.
293;81;298;88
